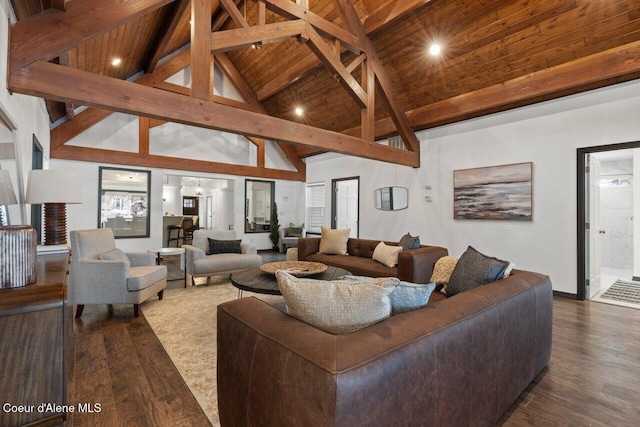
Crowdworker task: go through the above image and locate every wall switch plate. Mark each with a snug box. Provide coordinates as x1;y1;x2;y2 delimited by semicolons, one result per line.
424;185;432;190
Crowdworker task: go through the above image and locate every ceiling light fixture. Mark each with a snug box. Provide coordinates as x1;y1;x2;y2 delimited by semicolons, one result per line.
111;57;122;66
196;179;203;196
294;107;304;117
428;43;442;56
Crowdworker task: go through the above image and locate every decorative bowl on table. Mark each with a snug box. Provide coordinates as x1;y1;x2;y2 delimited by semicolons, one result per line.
260;261;328;277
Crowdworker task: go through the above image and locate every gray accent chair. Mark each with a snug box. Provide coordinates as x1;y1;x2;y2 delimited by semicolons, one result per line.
278;225;307;253
183;230;262;286
70;229;167;318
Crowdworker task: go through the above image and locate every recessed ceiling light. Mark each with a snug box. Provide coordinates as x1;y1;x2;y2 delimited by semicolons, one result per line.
294;107;304;116
111;58;122;66
428;43;442;56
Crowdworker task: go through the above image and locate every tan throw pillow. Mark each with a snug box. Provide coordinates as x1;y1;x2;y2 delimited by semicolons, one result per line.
276;271;397;334
372;241;403;268
319;226;350;255
430;256;458;285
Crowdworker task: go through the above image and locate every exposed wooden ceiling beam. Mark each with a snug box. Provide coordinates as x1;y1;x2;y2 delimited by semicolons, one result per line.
50;108;114;150
361;0;432;35
219;0;250;28
255;0;428;101
52;145;305;181
361;59;374;142
50;50;191;148
10;0;175;73
210;20;308;54
306;26;367;108
57;53;76;120
191;0;214;101
334;0;419;153
10;61;418;167
214;53;306;174
340;39;640;140
145;48;193;84
145;0;191;73
214;52;263;109
139;117;150;154
263;0;362;54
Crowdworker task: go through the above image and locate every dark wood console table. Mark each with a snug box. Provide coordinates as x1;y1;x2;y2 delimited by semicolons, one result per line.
0;253;71;427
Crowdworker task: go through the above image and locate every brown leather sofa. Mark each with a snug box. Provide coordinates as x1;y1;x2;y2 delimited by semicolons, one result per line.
298;237;448;284
217;270;552;426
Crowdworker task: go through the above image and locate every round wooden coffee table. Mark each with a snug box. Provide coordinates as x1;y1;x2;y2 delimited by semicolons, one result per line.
231;265;351;298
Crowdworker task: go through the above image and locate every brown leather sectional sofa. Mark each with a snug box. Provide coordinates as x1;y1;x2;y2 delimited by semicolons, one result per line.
217;269;552;426
298;237;449;283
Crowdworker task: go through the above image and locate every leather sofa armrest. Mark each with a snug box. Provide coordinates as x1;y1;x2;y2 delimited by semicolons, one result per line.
397;246;448;283
298;237;321;260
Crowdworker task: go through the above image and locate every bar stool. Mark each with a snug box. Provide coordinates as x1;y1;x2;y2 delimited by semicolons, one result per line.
167;218;184;247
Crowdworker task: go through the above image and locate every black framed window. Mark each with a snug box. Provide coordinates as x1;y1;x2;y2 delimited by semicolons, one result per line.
99;167;151;238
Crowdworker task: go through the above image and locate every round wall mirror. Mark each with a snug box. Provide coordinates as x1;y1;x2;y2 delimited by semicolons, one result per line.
374;187;408;211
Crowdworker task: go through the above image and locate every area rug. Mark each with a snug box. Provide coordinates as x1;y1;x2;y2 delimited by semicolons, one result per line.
142;276;283;426
600;279;640;305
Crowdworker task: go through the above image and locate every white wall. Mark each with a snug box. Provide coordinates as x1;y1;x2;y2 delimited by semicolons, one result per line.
0;1;50;225
307;79;640;295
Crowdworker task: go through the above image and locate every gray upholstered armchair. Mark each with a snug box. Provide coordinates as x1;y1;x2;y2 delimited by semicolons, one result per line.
69;229;167;318
278;224;306;253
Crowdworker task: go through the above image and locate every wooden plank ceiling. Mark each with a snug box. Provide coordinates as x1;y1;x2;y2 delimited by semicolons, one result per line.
8;0;640;179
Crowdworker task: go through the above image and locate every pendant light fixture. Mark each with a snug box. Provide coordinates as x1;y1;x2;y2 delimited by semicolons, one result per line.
196;179;203;196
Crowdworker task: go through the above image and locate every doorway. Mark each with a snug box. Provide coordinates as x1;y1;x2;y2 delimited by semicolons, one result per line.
578;141;639;309
331;177;359;238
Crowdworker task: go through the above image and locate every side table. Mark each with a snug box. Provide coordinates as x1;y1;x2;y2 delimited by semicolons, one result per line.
148;247;187;288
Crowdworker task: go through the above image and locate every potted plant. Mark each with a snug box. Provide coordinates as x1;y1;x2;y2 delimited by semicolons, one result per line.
269;202;280;251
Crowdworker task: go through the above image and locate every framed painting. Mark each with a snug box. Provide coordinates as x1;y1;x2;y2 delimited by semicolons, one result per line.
453;162;532;220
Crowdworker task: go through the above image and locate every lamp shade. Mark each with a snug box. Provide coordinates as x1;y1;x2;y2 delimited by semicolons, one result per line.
26;170;83;204
0;170;17;205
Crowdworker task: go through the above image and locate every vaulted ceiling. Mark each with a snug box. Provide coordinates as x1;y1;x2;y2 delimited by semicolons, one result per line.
8;0;640;181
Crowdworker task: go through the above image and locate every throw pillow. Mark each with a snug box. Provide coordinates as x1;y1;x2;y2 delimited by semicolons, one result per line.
430;256;458;285
208;238;242;254
398;233;421;250
339;275;435;315
391;282;437;315
287;222;304;237
446;246;510;296
276;271;396;334
99;248;130;268
372;241;403;268
318;226;350;255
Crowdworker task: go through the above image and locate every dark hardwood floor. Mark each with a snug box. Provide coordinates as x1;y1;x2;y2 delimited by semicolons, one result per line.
69;253;640;426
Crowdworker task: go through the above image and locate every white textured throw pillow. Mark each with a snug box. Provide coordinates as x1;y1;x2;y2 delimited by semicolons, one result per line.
372;241;403;267
318;226;351;255
276;271;397;334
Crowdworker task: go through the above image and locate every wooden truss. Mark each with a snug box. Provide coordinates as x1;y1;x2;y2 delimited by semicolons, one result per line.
8;0;423;181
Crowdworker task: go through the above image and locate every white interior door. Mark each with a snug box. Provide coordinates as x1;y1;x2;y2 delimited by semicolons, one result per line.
335;179;358;238
588;155;602;298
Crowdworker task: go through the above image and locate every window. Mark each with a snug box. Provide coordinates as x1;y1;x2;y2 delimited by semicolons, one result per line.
99;167;151;238
306;183;325;234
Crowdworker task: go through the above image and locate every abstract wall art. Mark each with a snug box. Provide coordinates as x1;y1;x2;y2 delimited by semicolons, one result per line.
453;162;532;220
